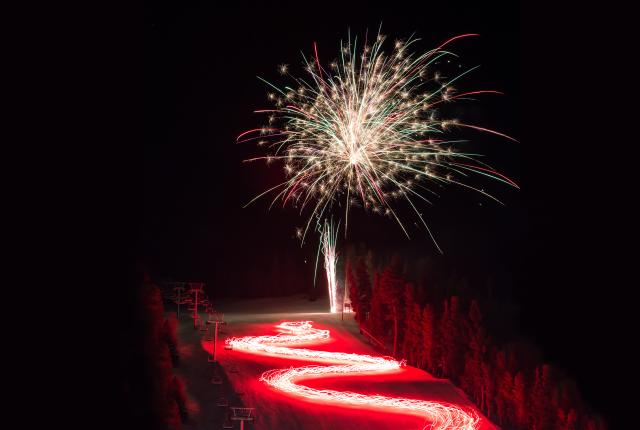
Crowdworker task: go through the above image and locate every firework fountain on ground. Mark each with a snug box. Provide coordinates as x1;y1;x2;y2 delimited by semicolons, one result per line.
239;30;517;313
317;219;340;313
226;321;479;430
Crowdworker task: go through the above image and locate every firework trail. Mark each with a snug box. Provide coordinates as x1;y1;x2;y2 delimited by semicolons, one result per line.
239;29;518;250
226;321;480;430
316;219;339;313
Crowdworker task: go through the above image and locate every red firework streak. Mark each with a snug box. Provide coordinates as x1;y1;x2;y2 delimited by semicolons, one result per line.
226;321;480;430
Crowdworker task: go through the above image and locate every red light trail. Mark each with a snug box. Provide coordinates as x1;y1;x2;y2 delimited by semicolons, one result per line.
226;321;479;430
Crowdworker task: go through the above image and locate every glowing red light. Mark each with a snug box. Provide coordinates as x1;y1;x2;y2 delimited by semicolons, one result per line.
226;321;479;430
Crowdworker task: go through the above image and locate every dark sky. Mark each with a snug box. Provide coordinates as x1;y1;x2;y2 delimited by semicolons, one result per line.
144;2;621;423
144;1;521;283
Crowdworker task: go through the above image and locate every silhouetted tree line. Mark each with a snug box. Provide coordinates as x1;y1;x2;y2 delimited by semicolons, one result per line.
120;272;187;429
346;252;607;430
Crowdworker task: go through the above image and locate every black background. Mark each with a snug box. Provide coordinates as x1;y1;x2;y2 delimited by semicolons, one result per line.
140;2;628;425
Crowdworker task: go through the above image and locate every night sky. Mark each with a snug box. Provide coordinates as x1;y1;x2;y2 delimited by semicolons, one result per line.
143;2;622;424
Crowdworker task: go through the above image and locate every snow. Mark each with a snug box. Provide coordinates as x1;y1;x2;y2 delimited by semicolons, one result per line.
173;294;496;430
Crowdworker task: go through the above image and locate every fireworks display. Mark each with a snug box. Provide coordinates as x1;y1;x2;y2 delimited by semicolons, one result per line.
239;30;518;249
226;321;480;430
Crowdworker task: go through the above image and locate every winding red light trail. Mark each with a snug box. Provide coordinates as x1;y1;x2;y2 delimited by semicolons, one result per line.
225;321;479;430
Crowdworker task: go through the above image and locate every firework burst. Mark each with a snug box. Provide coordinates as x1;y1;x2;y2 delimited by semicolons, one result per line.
239;29;518;251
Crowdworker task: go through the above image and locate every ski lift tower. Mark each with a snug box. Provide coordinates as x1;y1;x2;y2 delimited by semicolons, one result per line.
187;282;205;329
229;407;254;430
207;311;226;363
172;282;188;320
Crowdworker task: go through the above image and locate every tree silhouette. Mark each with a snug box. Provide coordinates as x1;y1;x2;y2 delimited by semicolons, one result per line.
343;251;607;430
353;258;372;322
401;284;422;365
377;262;405;356
530;364;554;429
345;259;360;320
420;304;435;372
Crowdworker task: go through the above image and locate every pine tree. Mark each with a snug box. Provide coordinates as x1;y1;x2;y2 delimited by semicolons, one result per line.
492;350;508;424
437;299;449;376
557;408;578;430
462;300;486;409
440;296;465;381
461;356;480;404
346;259;360;320
481;360;495;419
421;303;435;372
377;262;405;356
401;283;422;365
512;370;527;428
494;368;512;425
355;258;372;322
530;364;553;430
369;271;385;337
584;415;607;430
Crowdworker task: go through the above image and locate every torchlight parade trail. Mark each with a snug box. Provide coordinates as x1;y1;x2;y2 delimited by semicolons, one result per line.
226;321;479;430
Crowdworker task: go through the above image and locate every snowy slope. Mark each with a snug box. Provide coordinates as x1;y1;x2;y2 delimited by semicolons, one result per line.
180;294;498;430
